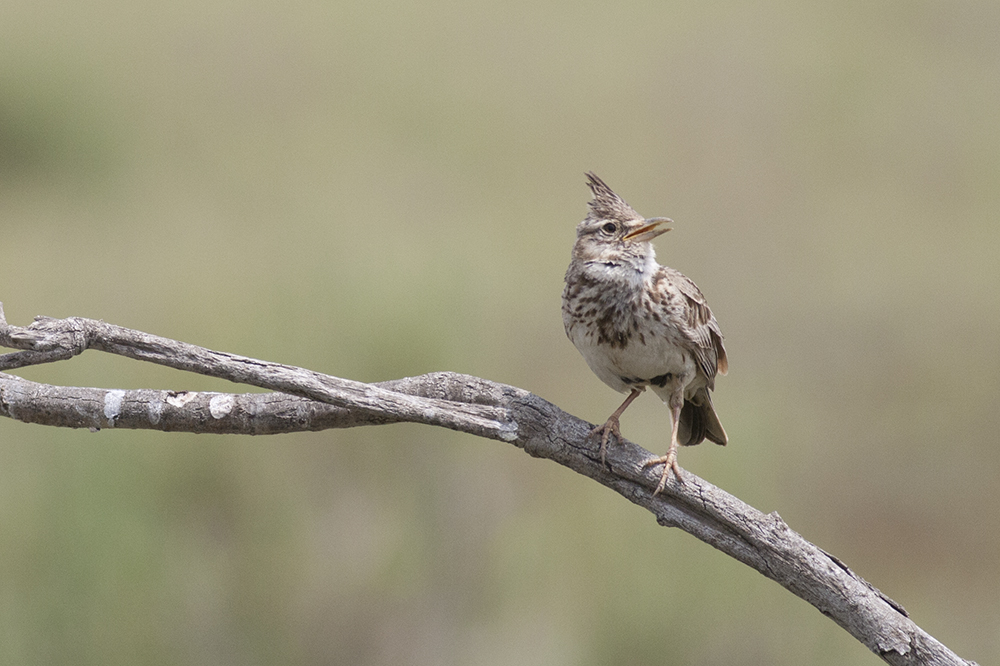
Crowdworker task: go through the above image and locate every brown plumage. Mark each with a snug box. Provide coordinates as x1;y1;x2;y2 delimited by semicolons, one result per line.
562;173;728;493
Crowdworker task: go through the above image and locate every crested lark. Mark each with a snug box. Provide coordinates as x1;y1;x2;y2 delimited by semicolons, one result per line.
562;173;728;494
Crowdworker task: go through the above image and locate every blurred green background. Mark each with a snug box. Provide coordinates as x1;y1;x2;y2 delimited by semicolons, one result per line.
1;1;998;664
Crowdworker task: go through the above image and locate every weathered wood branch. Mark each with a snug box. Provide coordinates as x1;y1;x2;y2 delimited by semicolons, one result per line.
0;304;977;666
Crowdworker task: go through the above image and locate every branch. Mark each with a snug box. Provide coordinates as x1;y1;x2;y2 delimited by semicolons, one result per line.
0;305;976;666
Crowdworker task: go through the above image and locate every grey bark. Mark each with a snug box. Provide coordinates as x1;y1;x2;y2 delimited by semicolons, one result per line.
0;304;977;666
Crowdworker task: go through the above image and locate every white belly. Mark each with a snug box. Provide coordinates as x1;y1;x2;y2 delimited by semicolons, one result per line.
569;324;696;395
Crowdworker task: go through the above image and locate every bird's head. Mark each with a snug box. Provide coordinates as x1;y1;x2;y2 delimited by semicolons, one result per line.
571;172;672;267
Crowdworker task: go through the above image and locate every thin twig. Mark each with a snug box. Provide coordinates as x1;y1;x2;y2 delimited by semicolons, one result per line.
0;304;515;441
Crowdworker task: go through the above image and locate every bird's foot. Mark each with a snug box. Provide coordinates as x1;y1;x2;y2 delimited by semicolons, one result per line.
588;388;644;466
589;418;622;466
643;450;684;494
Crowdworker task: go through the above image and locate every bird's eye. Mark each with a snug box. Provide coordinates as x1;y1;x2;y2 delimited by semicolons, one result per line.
601;222;617;234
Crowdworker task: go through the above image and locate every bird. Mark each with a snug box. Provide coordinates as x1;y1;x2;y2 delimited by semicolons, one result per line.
562;172;728;494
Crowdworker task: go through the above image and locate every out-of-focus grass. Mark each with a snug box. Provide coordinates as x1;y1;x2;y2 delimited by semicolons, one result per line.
2;1;998;664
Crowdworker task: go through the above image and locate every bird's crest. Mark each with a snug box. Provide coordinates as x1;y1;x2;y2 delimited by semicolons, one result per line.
585;172;642;223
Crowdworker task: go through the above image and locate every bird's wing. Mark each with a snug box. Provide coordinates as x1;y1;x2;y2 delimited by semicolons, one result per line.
661;268;728;382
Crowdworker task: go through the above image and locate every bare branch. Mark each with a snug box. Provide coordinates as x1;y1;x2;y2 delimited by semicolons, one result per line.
0;306;515;442
0;306;977;666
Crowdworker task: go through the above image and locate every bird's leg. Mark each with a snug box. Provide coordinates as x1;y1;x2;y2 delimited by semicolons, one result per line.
591;388;643;465
643;393;685;494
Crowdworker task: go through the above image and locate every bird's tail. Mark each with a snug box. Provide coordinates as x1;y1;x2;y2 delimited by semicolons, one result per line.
678;390;728;447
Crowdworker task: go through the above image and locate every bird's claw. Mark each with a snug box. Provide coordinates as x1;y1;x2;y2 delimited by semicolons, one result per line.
643;451;684;494
590;418;622;466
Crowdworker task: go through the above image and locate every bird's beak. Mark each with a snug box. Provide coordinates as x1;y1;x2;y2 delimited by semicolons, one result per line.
624;217;672;243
